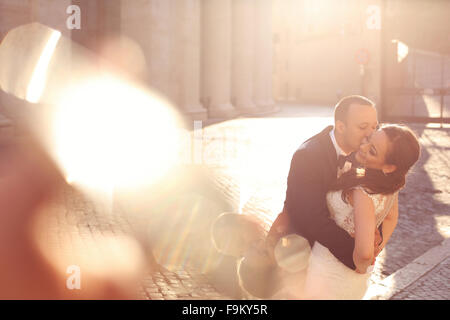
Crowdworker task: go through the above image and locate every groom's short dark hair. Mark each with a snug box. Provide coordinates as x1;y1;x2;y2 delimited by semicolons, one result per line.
334;95;375;123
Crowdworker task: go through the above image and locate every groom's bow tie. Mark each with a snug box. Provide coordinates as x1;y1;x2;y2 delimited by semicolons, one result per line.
338;153;353;169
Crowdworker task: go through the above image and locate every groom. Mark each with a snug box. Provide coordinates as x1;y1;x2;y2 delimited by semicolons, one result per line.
268;95;380;270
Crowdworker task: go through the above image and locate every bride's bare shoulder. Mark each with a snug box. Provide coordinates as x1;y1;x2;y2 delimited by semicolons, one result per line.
348;187;372;207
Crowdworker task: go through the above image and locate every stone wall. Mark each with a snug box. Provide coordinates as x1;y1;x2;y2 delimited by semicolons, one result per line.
272;0;382;107
0;0;276;121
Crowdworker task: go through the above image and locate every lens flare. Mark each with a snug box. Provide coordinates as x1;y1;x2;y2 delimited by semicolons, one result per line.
51;74;181;193
274;234;311;273
26;30;61;103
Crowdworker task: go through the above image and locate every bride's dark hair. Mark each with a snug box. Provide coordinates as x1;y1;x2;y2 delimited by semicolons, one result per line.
331;125;421;195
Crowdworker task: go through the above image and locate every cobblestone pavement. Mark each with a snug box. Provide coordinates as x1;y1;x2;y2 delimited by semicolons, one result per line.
36;184;231;300
390;256;450;300
30;105;450;299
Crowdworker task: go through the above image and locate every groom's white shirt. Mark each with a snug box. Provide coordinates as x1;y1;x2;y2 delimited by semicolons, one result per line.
330;129;352;177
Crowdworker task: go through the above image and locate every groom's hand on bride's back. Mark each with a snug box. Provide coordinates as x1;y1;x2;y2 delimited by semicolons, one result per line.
372;228;384;264
374;228;382;246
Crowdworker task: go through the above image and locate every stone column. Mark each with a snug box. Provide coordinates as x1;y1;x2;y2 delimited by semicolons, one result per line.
149;0;172;101
120;0;174;103
201;0;238;119
174;0;207;120
231;0;258;115
254;0;276;113
120;0;152;81
31;0;72;37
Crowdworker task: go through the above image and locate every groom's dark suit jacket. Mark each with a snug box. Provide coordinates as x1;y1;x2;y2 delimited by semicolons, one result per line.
281;125;356;269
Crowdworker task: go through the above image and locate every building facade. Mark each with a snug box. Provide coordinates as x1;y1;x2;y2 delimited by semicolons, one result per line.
0;0;276;121
1;0;448;123
272;0;383;106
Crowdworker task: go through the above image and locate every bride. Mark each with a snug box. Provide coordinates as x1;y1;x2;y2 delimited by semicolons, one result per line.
272;124;420;299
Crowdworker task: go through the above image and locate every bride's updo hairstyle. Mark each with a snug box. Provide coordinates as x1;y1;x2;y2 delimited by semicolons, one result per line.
332;125;421;195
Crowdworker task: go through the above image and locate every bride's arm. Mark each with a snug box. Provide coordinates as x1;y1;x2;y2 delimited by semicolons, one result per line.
352;189;375;273
377;194;399;253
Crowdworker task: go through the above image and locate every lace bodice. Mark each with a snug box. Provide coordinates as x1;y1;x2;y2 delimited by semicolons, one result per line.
326;188;398;235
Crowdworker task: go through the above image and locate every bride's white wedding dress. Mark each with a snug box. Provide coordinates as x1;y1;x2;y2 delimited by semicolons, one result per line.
272;188;397;300
302;188;398;300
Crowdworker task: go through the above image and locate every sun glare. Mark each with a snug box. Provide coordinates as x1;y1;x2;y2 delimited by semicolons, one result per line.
51;74;181;193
